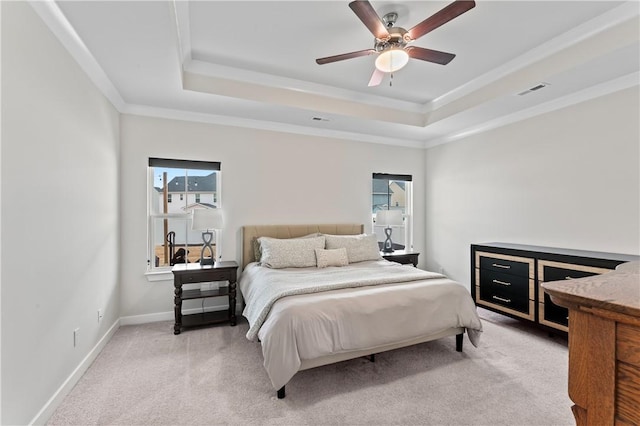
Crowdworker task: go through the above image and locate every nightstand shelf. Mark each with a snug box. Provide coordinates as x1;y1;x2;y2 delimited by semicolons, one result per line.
181;287;230;300
172;261;238;334
181;310;230;328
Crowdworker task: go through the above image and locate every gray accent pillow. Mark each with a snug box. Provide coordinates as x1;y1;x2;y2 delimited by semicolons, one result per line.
315;248;349;268
258;235;326;268
324;234;382;264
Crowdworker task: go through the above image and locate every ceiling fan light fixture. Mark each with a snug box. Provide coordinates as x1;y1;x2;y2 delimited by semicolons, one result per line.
375;49;409;73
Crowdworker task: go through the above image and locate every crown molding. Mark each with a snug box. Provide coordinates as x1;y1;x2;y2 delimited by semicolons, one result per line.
424;71;640;149
30;0;639;152
425;1;640;114
170;0;191;67
28;0;126;111
122;104;425;149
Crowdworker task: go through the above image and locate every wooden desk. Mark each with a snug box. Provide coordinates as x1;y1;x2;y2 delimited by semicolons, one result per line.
542;262;640;425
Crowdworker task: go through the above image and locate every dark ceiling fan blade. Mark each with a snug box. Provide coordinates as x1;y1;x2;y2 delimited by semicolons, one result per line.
348;0;390;40
407;0;475;41
316;49;376;65
407;47;456;65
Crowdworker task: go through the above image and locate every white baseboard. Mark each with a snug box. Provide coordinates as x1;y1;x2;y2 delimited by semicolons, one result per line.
31;302;244;424
120;302;243;326
119;310;174;325
29;319;121;425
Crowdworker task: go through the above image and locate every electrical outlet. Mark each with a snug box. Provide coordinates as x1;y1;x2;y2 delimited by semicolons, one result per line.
73;328;80;347
97;309;103;323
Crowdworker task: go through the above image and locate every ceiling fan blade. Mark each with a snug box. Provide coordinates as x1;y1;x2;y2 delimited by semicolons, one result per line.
407;47;456;65
407;0;475;41
316;49;376;65
348;0;390;40
368;68;384;87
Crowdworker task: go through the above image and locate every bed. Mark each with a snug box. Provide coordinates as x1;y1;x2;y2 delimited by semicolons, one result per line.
239;223;483;398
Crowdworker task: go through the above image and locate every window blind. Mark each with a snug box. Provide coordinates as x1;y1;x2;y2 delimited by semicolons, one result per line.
149;157;220;170
372;173;412;181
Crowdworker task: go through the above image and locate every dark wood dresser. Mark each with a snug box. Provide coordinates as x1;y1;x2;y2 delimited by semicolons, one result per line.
543;262;640;425
471;243;639;333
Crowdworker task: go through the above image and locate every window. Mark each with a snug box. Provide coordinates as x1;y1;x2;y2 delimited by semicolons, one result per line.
148;158;221;271
372;173;413;251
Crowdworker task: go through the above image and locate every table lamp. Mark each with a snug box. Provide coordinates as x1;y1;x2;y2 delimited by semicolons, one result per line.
191;208;224;265
376;210;403;253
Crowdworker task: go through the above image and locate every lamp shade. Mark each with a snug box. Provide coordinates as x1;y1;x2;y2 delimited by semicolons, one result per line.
375;49;409;73
191;208;224;231
376;209;403;227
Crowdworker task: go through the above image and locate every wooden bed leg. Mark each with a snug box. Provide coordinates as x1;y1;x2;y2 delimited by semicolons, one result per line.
277;386;285;399
368;354;375;362
456;333;463;352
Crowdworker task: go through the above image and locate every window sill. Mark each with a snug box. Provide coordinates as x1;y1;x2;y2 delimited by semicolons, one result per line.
145;270;173;282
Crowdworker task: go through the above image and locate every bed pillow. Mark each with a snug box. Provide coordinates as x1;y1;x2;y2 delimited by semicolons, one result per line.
253;233;320;263
324;234;382;264
258;235;326;269
315;248;349;268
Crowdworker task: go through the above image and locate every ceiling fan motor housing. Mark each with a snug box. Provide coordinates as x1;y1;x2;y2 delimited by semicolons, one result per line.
374;26;410;53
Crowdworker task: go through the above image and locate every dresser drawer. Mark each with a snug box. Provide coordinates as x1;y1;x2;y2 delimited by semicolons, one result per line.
479;284;529;314
541;293;568;327
617;322;640;366
616;362;640;425
538;260;612;332
176;269;237;284
479;255;530;277
541;266;598;282
616;323;640;424
479;269;530;300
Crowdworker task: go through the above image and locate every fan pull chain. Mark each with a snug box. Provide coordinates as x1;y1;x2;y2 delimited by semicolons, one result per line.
390;72;393;87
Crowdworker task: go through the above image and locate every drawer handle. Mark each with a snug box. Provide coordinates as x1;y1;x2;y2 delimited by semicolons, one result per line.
492;279;511;286
492;263;511;269
492;295;511;303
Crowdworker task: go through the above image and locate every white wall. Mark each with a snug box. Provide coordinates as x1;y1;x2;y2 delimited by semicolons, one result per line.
119;114;426;318
424;87;640;288
1;3;120;424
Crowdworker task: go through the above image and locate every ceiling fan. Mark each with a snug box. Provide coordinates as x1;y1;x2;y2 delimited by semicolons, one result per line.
316;0;476;87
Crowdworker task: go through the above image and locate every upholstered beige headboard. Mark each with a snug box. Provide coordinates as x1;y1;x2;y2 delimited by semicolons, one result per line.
241;223;364;269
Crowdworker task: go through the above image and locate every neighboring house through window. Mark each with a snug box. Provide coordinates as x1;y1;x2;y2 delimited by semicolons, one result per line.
148;158;221;271
372;173;413;251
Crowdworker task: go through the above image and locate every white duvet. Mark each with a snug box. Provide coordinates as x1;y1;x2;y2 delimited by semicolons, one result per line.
240;260;483;390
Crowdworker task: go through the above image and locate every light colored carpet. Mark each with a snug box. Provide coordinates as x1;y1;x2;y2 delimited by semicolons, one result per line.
47;308;573;425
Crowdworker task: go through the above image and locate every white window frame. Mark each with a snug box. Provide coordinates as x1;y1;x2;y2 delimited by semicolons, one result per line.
372;173;413;251
146;158;221;279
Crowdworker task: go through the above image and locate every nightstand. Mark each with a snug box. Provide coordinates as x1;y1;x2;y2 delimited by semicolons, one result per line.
381;250;420;267
171;261;238;334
